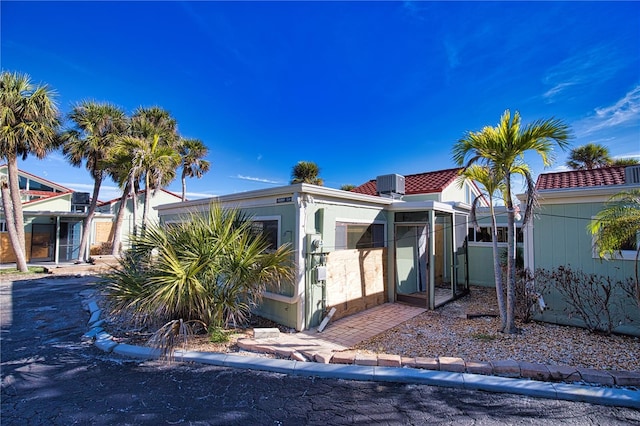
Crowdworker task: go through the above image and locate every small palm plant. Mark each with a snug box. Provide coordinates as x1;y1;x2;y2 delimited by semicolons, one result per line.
102;203;293;355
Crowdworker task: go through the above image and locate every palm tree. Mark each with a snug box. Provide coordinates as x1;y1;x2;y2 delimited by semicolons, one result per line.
291;161;323;185
0;71;60;271
566;143;611;170
458;165;508;330
129;107;180;232
611;157;640;167
589;189;640;302
178;138;210;202
62;101;128;262
453;109;571;333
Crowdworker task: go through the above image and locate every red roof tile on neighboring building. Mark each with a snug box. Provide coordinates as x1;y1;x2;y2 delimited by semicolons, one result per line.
535;166;627;190
352;168;463;196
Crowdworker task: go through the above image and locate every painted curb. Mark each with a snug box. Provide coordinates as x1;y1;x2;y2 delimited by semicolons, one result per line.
374;366;465;388
294;361;376;381
462;373;557;399
113;344;161;359
88;309;102;326
552;382;640;408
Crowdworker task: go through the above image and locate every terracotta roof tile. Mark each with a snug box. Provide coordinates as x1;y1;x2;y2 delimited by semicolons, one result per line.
535;166;627;190
352;168;463;196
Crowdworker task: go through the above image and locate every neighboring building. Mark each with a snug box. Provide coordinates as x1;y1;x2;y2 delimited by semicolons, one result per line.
353;168;522;287
95;189;182;253
157;168;484;331
0;166;112;263
464;205;524;287
518;165;640;335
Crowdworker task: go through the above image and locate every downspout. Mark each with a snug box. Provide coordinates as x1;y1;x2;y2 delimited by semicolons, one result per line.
54;216;60;265
450;212;456;296
428;210;436;309
260;191;306;331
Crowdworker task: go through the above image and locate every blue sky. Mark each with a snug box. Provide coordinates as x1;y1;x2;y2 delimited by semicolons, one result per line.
2;1;639;201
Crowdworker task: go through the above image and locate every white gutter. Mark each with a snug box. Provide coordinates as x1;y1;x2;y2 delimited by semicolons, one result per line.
386;199;462;213
155;183;392;215
517;182;640;205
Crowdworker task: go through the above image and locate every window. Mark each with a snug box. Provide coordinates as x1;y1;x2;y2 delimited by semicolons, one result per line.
395;212;429;222
335;222;385;250
592;231;639;261
468;226;523;243
18;175;59;193
0;220;6;232
250;219;279;250
590;215;638;261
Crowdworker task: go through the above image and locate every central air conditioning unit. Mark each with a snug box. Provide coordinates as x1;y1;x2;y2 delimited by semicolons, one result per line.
72;192;90;205
625;165;640;185
376;174;405;197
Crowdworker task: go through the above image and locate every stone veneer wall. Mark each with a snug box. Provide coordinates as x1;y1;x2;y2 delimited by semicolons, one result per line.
325;247;387;321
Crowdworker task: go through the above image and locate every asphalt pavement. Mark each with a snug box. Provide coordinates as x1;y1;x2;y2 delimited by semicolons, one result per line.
2;275;639;425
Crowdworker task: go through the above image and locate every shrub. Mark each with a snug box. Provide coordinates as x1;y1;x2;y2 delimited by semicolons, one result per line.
102;203;293;352
535;265;636;335
90;242;113;255
514;268;548;323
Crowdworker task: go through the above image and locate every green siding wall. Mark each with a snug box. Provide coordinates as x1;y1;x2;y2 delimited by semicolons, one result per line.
533;202;639;336
534;203;635;279
468;245;498;286
254;298;298;330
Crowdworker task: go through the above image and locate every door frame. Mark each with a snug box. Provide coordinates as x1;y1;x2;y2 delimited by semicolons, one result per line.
394;221;431;308
30;223;56;261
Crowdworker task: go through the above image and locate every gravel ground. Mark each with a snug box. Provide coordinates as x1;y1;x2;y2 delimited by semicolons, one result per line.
354;286;639;372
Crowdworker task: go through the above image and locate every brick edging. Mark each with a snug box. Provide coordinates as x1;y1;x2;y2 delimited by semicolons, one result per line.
237;339;640;388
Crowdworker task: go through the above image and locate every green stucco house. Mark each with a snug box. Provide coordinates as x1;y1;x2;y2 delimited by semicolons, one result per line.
157;168;484;331
519;165;640;335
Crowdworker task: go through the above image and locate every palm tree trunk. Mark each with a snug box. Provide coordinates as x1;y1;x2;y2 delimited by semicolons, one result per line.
141;174;151;235
129;174;138;237
635;245;639;304
490;205;507;331
1;182;29;272
76;173;102;262
181;171;187;202
7;158;26;256
110;180;131;256
504;181;519;333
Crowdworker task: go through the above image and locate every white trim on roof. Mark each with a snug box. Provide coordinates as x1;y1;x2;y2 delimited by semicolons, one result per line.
521;183;640;205
156;183;393;216
0;165;74;193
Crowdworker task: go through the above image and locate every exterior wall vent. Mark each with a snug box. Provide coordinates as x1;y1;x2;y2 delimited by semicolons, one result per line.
625;165;640;185
376;174;405;196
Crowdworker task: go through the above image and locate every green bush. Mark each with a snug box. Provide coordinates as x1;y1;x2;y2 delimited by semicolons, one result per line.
208;326;230;343
102;203;293;332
